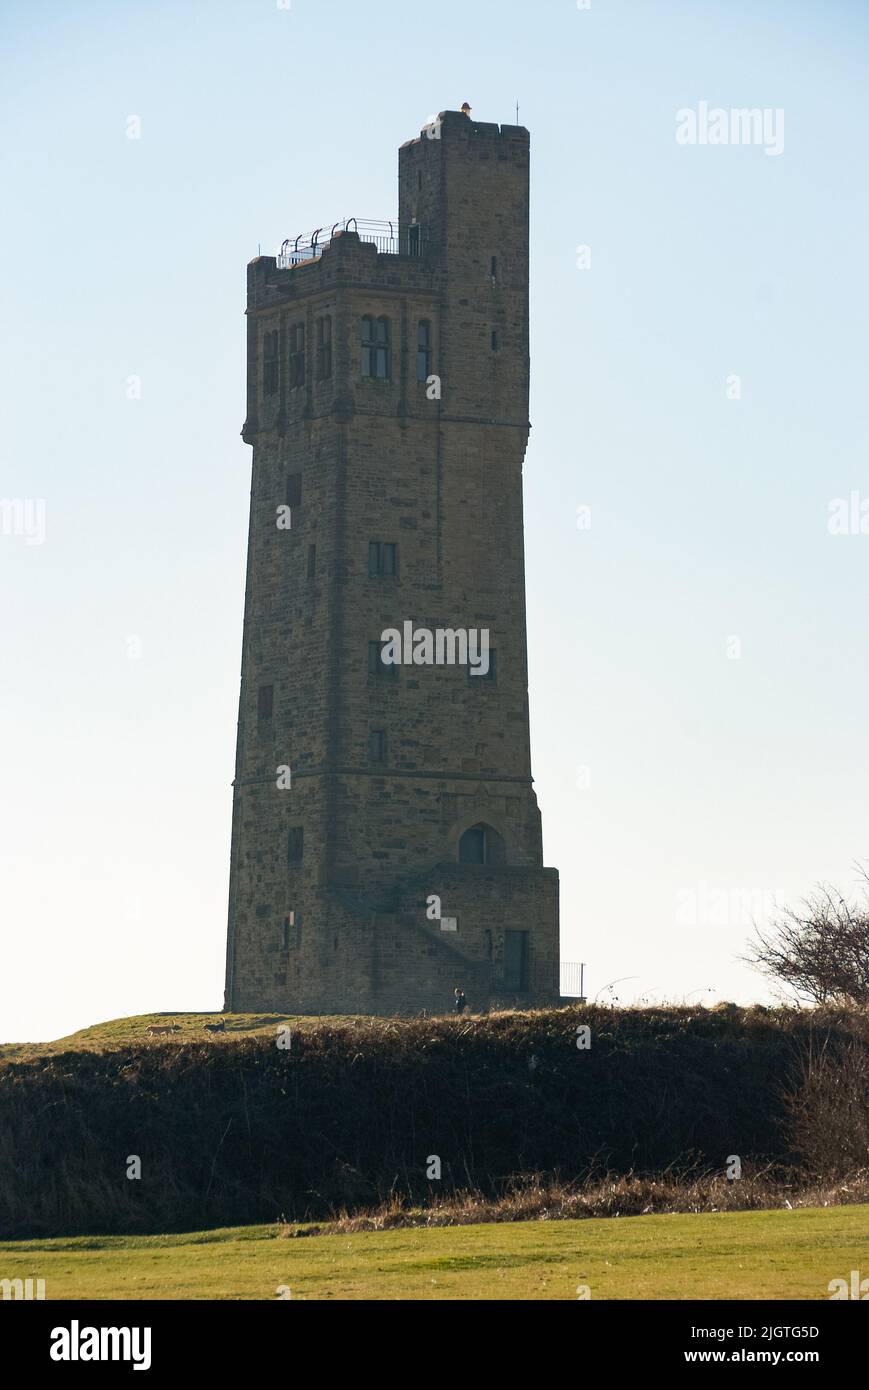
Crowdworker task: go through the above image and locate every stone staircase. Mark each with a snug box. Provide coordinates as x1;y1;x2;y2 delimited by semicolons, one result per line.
330;881;492;1013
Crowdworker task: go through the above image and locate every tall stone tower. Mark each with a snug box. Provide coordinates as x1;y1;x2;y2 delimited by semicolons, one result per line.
224;110;559;1015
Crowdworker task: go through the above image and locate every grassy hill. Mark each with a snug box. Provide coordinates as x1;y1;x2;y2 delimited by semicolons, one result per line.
1;1205;865;1300
0;1012;357;1062
1;1004;865;1239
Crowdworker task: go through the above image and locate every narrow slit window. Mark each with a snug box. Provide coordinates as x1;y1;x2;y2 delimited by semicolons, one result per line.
286;473;302;509
316;315;332;380
417;320;432;382
369;639;398;678
257;685;274;721
281;911;301;949
281;914;292;950
361;316;373;376
288;323;305;387
307;544;316;578
263;329;279;396
288;826;303;865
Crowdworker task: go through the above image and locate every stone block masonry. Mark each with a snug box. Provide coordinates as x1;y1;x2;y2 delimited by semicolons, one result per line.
224;110;560;1015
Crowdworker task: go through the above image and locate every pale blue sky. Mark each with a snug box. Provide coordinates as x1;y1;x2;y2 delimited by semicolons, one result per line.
2;0;868;1040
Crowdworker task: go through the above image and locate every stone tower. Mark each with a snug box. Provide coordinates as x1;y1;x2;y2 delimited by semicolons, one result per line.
224;110;559;1015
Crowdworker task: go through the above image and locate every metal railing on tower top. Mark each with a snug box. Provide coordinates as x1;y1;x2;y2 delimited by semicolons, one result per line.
276;218;428;268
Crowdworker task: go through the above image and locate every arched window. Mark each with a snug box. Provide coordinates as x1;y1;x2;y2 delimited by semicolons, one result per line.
417;319;432;382
458;823;504;865
362;315;390;379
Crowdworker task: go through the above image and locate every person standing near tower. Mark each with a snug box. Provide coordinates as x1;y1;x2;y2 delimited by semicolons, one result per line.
454;987;467;1016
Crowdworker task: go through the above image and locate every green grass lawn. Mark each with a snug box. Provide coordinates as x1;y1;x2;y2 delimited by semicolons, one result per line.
1;1206;865;1300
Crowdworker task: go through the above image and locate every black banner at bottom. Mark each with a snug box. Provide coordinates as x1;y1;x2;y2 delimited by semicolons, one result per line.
2;1298;863;1375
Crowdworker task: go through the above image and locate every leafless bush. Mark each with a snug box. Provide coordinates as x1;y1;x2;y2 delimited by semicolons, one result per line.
745;868;869;1005
787;1039;869;1176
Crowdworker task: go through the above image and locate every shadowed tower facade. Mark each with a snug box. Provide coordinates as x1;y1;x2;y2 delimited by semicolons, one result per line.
224;110;559;1015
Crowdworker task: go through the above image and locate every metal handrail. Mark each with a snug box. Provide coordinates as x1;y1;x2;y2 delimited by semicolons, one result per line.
276;218;428;268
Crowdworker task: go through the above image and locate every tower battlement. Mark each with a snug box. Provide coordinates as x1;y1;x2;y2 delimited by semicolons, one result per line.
399;108;530;148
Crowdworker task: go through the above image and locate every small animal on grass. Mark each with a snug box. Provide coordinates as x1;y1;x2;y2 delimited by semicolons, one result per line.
146;1024;181;1036
203;1019;226;1033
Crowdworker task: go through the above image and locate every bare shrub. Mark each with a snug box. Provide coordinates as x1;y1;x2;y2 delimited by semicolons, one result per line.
787;1039;869;1176
745;870;869;1006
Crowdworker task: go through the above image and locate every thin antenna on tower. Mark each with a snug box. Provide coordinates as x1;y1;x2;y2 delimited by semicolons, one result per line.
516;100;520;125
